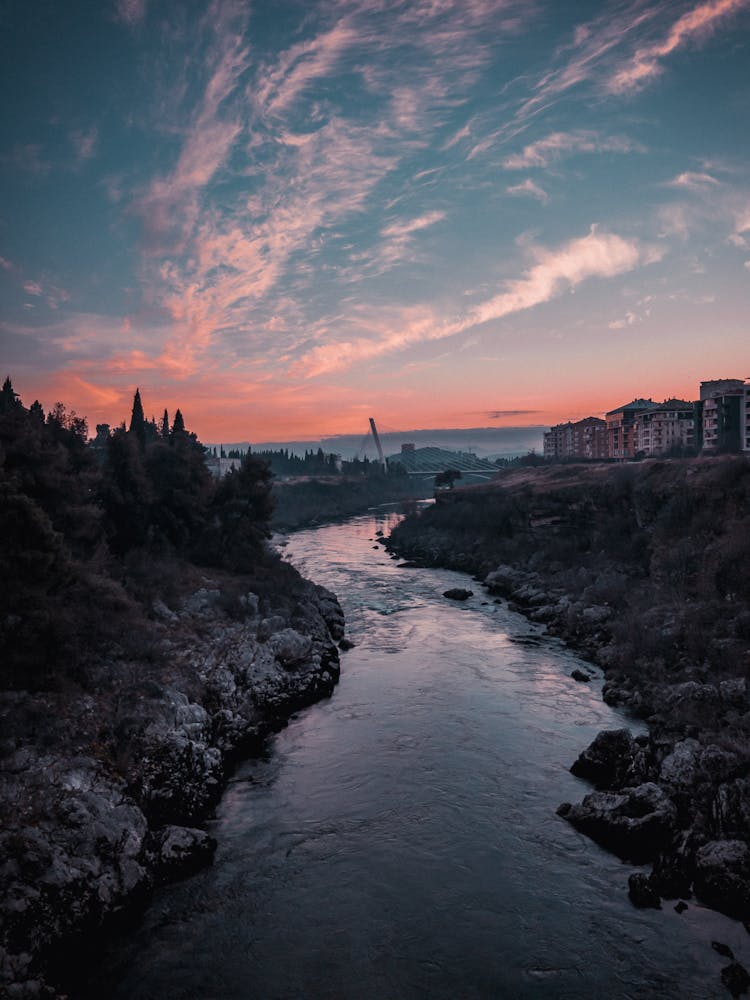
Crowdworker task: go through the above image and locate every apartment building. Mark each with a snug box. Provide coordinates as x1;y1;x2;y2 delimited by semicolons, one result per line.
698;378;748;453
545;378;750;464
543;416;607;460
606;399;657;458
633;400;696;457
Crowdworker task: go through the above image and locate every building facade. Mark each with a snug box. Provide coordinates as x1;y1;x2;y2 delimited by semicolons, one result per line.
605;399;657;459
633;400;696;457
543;416;607;460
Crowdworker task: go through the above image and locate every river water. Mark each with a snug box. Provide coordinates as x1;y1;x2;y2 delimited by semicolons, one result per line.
88;507;749;999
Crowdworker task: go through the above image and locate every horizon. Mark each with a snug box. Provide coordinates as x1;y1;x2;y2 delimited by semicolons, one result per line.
2;1;750;439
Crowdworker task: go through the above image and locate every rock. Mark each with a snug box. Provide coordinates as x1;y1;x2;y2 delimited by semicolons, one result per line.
581;605;611;624
628;872;661;908
694;840;750;921
147;825;217;881
313;585;346;641
674;900;688;913
338;637;355;651
570;729;653;790
721;962;750;998
713;942;736;960
720;678;748;709
485;564;522;593
256;615;288;641
152;598;178;622
659;739;701;789
712;779;750;839
557;783;677;863
651;849;693;899
571;669;591;683
182;588;221;615
661;682;722;727
267;628;313;667
443;588;473;601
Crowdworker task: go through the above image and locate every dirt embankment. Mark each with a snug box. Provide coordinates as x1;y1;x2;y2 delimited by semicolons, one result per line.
387;457;750;927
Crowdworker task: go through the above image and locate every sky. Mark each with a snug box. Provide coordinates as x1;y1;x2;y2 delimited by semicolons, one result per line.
1;0;749;443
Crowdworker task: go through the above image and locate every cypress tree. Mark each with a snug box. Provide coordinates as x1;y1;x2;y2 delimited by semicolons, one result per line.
129;388;146;445
171;408;185;438
160;409;170;440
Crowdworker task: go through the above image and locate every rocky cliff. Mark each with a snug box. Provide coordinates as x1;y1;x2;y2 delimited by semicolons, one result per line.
387;457;750;927
0;558;344;999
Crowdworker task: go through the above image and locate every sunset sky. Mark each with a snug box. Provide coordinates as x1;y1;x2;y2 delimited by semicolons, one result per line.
1;0;749;442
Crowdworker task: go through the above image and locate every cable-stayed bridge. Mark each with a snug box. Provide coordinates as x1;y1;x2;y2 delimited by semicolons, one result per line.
359;418;499;479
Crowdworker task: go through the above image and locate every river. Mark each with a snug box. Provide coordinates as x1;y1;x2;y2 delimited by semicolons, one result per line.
85;507;749;999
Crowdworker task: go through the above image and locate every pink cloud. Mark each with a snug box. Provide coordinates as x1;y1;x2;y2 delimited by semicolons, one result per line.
502;131;644;169
666;171;720;190
506;179;549;203
381;211;446;239
296;226;661;377
255;22;358;117
608;0;749;94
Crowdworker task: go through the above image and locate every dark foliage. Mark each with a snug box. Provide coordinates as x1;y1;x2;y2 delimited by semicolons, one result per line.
0;380;274;688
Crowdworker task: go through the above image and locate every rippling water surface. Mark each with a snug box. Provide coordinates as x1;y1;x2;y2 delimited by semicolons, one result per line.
88;507;749;999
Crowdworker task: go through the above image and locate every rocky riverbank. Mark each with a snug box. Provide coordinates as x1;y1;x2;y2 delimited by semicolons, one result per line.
0;556;345;999
386;458;750;952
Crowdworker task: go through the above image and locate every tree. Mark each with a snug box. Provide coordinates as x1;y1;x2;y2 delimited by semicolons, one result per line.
102;428;152;554
171;408;185;438
160;409;170;440
435;468;462;489
1;377;21;413
129;388;146;446
203;454;274;570
94;423;111;447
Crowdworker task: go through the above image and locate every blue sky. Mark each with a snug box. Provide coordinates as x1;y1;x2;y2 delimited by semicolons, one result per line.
1;0;749;440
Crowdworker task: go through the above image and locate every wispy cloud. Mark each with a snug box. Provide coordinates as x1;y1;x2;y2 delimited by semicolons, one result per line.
487;409;540;418
503;130;644;169
506;179;548;202
0;143;50;176
381;211;446;239
70;127;98;163
296;226;661;376
21;278;70;309
114;0;147;26
125;0;534;378
666;171;720;190
608;0;750;94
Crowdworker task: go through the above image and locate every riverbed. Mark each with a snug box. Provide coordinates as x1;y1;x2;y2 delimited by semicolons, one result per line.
84;507;749;999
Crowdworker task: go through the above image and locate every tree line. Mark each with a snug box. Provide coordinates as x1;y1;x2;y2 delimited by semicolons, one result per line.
0;377;274;688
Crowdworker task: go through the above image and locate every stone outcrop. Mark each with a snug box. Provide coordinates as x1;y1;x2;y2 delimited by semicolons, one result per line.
557;783;677;863
0;570;344;998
